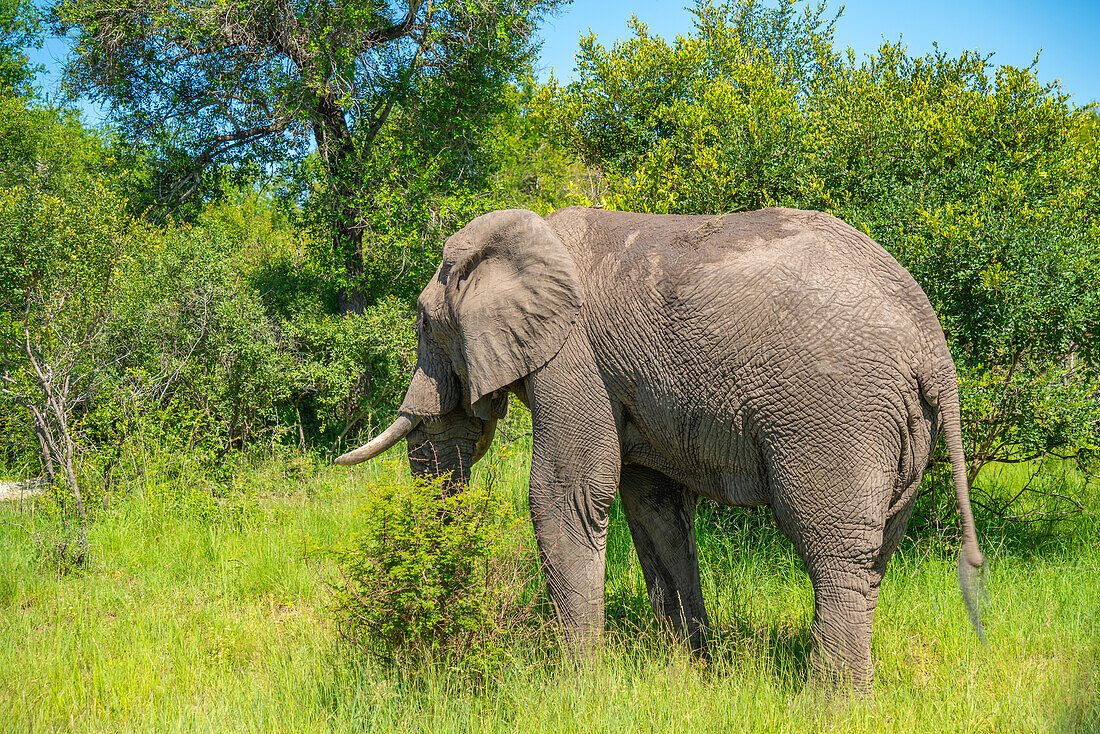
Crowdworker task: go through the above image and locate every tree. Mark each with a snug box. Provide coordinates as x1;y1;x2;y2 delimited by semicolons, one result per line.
0;0;40;96
55;0;569;312
0;177;137;516
0;94;132;508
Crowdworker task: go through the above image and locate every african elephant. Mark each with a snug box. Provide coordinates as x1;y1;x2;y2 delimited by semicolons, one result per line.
336;206;985;691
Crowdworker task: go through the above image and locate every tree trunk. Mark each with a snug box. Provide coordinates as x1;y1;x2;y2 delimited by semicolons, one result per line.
335;211;367;315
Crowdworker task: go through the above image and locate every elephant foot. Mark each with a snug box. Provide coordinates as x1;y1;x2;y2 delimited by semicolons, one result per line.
807;644;873;698
688;628;712;664
556;620;603;661
791;676;874;715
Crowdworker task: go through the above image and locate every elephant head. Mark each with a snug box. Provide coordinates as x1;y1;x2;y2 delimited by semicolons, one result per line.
335;209;584;488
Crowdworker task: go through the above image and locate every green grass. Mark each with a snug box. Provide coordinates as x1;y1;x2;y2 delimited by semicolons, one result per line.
1;440;1097;732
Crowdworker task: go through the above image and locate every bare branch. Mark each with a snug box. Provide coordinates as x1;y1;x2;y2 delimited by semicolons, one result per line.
365;0;426;46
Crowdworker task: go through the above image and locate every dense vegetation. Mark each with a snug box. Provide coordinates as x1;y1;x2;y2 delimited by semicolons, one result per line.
1;0;1098;729
1;1;585;512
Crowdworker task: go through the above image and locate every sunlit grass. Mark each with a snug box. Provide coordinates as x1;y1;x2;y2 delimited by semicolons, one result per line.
1;437;1097;732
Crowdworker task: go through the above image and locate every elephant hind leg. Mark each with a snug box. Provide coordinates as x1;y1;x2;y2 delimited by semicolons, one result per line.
863;475;922;647
802;556;876;693
770;462;898;694
618;465;710;657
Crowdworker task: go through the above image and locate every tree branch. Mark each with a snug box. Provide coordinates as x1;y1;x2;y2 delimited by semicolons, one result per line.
364;1;426;46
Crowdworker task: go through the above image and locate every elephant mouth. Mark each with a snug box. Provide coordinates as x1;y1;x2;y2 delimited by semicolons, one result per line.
408;416;498;473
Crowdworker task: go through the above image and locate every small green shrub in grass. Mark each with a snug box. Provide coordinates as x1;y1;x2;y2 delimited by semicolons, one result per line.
32;520;90;576
326;470;544;677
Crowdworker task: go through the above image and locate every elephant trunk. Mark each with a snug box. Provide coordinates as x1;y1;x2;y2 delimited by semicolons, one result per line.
335;414;420;466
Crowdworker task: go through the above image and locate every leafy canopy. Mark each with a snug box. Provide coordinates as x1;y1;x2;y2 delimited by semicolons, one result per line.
54;0;571;312
56;0;562;171
0;0;40;96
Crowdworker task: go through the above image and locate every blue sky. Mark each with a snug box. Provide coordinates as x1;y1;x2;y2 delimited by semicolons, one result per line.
536;0;1100;107
28;0;1100;118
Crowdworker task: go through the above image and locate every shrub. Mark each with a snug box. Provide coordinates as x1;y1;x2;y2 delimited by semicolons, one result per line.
33;520;90;576
326;470;541;674
281;297;417;452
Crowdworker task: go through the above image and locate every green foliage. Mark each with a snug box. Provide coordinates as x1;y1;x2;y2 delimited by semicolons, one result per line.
541;0;1100;488
0;0;40;96
282;74;592;305
0;172;300;490
107;221;291;448
0;176;128;319
0;143;140;510
486;77;599;212
53;0;563;172
0;5;587;491
545;0;837;185
0;123;423;489
53;0;572;306
4;0;1091;535
0;96;116;192
281;298;417;446
195;185;422;447
326;470;537;670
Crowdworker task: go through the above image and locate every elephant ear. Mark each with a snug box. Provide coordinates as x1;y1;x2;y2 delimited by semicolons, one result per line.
442;209;583;406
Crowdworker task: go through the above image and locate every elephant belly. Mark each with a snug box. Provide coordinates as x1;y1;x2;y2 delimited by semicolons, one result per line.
619;420;769;506
692;471;770;507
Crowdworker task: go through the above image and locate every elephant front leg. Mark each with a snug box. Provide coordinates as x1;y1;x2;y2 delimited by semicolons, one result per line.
529;458;619;655
619;465;709;657
525;339;621;655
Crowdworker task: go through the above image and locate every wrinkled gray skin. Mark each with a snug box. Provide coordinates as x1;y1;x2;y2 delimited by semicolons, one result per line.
337;207;986;692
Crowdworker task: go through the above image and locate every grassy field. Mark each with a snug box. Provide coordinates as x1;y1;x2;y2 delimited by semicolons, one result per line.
1;435;1097;733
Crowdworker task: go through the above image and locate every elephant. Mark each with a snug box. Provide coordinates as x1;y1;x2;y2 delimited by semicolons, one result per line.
336;206;985;692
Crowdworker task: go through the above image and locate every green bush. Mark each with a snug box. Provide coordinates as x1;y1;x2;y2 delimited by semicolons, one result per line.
326;470;541;673
0;164;420;497
31;519;90;576
279;298;417;452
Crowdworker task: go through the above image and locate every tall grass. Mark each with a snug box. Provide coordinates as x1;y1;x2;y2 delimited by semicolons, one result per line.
1;434;1097;732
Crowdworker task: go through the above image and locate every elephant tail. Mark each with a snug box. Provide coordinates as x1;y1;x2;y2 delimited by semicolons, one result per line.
925;359;987;644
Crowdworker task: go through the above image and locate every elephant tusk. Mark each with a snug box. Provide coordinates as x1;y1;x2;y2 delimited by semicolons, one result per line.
334;414;421;466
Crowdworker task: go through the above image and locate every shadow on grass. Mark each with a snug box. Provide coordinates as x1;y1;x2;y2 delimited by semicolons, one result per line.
711;617;813;690
603;573;812;692
600;501;813;688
